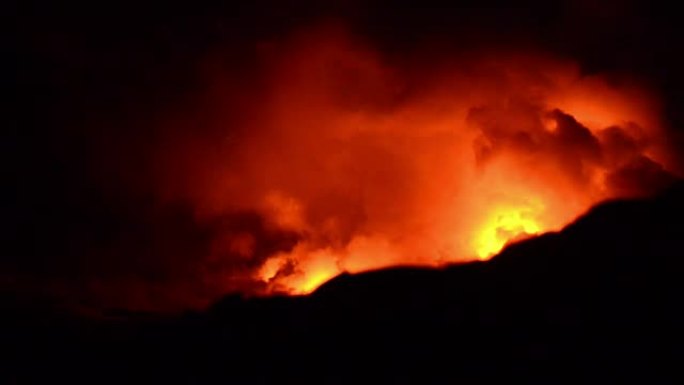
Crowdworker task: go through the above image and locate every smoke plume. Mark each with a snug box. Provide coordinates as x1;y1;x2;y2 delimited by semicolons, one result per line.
137;25;677;299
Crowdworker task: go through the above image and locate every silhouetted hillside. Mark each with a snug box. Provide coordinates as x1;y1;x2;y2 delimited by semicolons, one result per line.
4;182;684;384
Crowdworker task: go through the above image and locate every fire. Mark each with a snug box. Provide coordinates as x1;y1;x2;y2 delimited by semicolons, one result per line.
155;26;678;298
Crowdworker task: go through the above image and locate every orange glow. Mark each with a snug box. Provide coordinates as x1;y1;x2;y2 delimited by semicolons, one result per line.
474;206;542;260
157;26;678;297
258;246;340;294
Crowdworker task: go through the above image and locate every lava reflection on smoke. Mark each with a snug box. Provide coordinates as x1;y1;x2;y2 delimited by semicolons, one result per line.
158;26;678;297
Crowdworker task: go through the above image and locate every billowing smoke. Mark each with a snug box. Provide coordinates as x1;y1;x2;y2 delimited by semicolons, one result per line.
140;25;677;299
7;18;680;312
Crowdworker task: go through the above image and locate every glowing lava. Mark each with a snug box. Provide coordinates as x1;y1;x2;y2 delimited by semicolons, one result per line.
473;207;542;260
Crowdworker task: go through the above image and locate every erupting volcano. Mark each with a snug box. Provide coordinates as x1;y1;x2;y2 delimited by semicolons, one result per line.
10;3;684;384
148;26;678;298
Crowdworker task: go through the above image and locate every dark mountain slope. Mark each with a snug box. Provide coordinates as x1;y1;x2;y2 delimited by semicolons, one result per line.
4;182;684;384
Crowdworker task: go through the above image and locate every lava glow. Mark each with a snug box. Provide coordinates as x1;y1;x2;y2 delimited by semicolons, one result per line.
474;206;542;260
156;26;678;297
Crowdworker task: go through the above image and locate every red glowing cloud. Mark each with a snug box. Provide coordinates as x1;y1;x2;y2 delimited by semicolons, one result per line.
147;25;677;297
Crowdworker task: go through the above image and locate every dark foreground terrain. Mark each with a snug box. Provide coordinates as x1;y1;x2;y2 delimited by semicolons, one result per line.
4;183;684;384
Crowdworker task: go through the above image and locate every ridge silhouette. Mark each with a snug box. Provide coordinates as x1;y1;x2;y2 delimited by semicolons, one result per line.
4;182;684;384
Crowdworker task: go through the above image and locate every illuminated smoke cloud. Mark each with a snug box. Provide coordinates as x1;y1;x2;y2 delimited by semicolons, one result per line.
8;22;677;312
144;25;678;298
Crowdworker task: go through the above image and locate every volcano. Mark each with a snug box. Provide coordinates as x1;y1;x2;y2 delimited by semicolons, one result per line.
6;0;684;383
